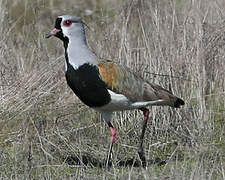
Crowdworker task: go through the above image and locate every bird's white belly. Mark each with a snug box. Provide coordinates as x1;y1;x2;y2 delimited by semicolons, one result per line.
94;90;164;112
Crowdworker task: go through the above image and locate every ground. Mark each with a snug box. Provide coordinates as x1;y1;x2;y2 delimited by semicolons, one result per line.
0;0;225;179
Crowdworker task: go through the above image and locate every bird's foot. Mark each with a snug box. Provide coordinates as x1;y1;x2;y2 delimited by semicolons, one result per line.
138;147;147;167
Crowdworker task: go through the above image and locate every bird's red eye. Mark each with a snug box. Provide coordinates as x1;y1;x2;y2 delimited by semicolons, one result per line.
63;20;72;27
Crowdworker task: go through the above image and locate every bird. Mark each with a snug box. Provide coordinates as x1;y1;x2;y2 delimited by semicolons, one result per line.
46;14;184;168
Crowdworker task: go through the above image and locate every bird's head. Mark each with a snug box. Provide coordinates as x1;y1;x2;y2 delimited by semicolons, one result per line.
46;15;85;41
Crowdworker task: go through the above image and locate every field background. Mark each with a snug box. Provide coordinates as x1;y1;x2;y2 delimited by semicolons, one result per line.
0;0;225;179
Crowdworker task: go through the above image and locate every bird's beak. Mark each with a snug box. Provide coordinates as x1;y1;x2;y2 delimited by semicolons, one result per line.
45;28;61;38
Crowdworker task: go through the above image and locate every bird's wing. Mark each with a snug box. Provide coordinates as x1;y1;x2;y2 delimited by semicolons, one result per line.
97;60;184;107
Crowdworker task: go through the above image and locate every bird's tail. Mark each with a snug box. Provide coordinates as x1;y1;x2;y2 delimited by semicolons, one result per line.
143;82;185;108
173;97;185;108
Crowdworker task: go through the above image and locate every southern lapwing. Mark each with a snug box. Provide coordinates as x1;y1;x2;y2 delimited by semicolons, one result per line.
46;14;184;167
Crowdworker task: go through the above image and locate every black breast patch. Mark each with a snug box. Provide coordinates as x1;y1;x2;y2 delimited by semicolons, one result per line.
65;63;111;107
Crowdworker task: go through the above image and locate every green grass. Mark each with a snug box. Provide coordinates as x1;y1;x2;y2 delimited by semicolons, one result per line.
1;0;225;179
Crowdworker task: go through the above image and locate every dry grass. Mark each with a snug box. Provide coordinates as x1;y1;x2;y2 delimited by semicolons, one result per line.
0;0;225;179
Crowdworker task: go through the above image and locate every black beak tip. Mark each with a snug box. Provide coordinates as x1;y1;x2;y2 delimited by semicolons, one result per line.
45;34;52;39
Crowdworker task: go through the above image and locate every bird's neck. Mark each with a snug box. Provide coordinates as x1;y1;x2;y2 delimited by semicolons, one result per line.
64;34;97;71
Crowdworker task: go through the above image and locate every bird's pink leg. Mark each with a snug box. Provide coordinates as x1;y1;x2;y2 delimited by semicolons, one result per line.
105;122;117;168
138;108;150;167
110;126;117;143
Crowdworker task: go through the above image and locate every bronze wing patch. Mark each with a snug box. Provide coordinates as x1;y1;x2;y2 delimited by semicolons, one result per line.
97;61;145;102
98;61;120;90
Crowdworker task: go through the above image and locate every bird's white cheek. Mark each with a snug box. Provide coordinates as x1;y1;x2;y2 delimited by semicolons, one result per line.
61;27;69;37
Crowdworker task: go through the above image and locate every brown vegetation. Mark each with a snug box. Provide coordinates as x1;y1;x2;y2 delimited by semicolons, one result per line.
0;0;224;179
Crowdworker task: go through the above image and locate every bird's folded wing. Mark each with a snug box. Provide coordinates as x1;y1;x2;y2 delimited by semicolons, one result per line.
97;60;184;107
97;60;144;102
